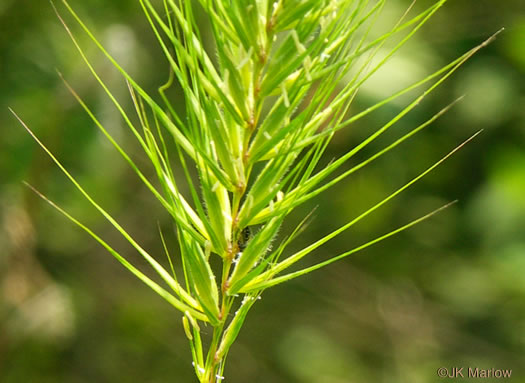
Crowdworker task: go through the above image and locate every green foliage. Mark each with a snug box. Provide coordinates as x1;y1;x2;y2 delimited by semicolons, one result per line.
13;0;501;381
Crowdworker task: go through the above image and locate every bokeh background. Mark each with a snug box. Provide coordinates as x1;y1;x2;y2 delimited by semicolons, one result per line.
1;1;524;382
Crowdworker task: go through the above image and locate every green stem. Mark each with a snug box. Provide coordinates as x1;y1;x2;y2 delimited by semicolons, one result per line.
202;325;225;383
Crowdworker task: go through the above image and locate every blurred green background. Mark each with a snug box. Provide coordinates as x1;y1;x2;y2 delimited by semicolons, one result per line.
1;1;524;382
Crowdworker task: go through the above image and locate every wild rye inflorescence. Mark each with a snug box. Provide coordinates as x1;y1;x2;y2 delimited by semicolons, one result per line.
12;0;500;381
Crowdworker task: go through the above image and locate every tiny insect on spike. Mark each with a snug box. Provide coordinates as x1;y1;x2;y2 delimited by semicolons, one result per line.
237;226;252;251
242;226;252;243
